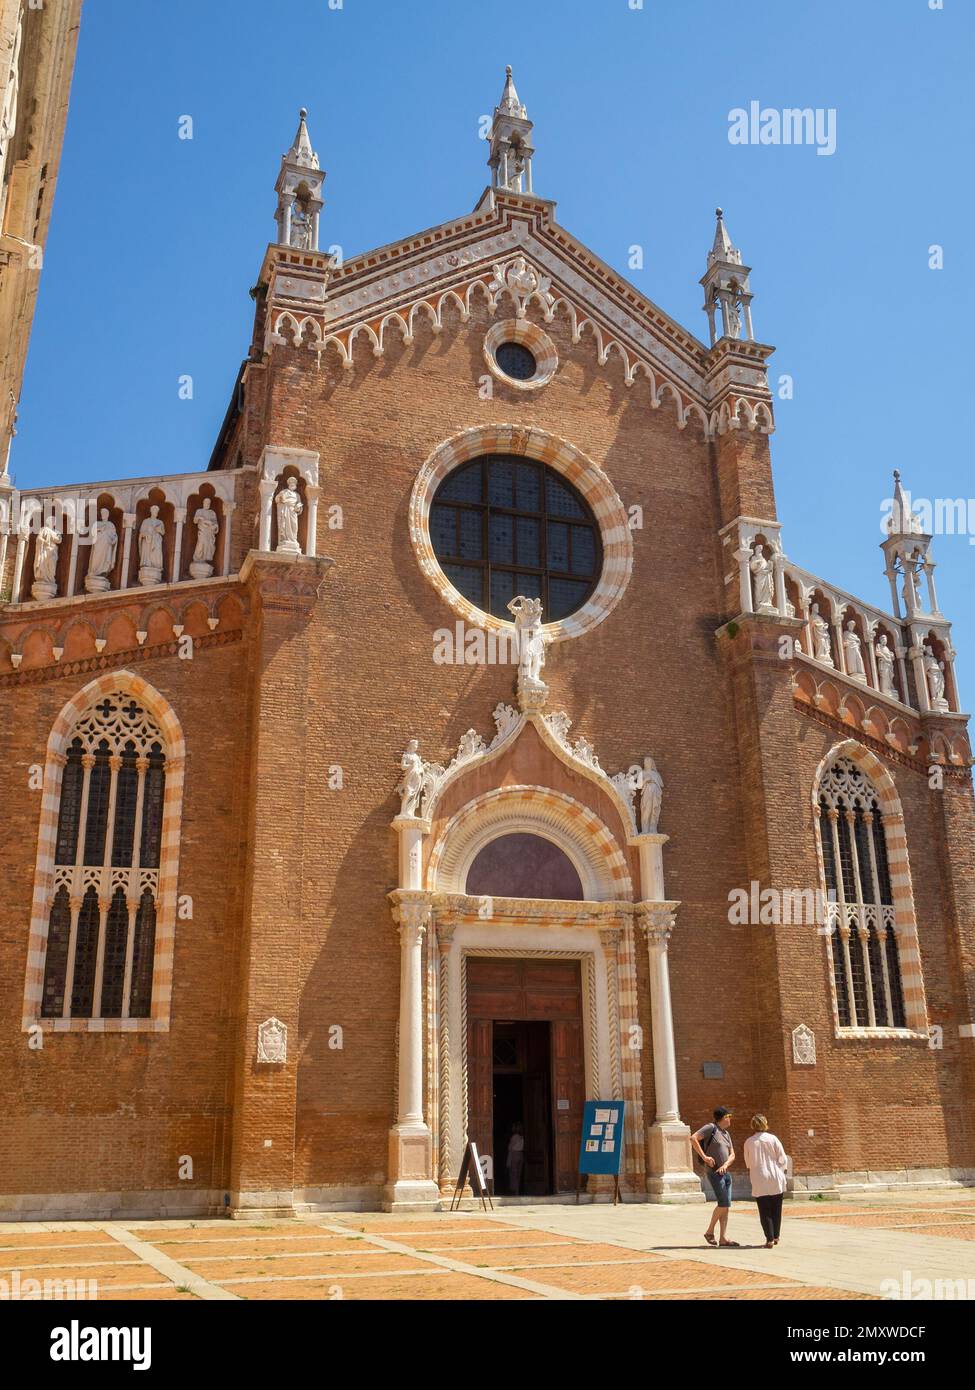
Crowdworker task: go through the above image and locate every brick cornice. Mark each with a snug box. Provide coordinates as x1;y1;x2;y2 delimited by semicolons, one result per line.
0;626;243;689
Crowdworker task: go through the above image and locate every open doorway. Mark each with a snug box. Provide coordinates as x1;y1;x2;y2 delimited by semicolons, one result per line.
492;1020;553;1196
466;957;586;1195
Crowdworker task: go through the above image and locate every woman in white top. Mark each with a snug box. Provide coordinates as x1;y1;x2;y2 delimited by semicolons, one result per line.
743;1114;788;1248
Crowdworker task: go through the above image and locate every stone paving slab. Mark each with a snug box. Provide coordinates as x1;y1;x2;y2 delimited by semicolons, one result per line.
503;1258;799;1295
903;1222;975;1240
153;1235;374;1260
642;1286;877;1301
2;1190;972;1301
227;1271;539;1300
491;1200;975;1298
177;1252;431;1280
386;1228;574;1250
0;1229;118;1248
489;1241;666;1268
3;1262;172;1288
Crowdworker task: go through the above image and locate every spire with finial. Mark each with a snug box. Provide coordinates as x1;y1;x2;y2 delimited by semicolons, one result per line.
881;468;936;620
274;107;325;251
700;207;753;346
709;208;740;267
286;107;319;169
487;65;534;194
498;65;527;118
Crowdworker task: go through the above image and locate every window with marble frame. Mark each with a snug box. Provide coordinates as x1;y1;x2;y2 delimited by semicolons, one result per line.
24;677;184;1032
815;755;911;1033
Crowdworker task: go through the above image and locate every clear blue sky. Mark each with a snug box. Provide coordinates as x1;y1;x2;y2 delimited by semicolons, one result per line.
15;0;975;699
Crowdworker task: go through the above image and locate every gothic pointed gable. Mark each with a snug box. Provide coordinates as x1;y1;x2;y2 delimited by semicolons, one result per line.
261;189;771;431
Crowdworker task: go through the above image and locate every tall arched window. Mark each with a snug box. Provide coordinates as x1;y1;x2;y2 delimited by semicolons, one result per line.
816;757;907;1031
31;685;180;1026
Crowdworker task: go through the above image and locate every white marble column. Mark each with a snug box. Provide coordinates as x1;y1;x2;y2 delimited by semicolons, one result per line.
773;551;788;616
385;889;440;1211
258;480;276;552
11;525;28;602
120;514;136;588
732;546;753;614
304;484;320;559
909;642;930;713
896;644;911;708
831;608;847;676
221;501;236;575
942;644;960;714
65;530;80;597
170;508;186;583
638;902;702;1201
923;562;940;616
866;621;880;691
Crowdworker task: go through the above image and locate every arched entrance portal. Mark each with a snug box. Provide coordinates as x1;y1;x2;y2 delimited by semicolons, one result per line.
386;704;700;1210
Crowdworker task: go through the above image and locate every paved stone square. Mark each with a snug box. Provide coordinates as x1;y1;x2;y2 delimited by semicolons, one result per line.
2;1188;974;1301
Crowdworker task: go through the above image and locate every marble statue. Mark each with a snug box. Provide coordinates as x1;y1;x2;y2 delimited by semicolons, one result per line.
507;594;547;706
640;755;664;835
749;543;775;612
190;498;219;578
85;509;118;593
875;634;897;699
32;523;61;600
810;603;833;666
843;621;867;681
275;477;303;554
398;739;425;818
138;505;165;584
923;644;948;711
290;203;313;250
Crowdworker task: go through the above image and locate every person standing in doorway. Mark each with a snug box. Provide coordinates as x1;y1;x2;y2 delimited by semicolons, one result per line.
506;1121;525;1196
743;1113;789;1248
691;1107;739;1247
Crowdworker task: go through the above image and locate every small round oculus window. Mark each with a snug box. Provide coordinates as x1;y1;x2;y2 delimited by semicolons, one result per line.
494;341;537;381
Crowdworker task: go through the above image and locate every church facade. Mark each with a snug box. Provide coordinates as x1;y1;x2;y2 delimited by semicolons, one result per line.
1;72;973;1219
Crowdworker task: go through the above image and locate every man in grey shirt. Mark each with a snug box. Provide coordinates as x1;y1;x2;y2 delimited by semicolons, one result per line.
691;1107;739;1247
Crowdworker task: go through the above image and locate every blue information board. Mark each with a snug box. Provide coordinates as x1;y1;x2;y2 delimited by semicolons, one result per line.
578;1099;626;1176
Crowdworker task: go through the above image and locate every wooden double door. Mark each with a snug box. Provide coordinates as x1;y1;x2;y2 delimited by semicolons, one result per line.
466;957;585;1195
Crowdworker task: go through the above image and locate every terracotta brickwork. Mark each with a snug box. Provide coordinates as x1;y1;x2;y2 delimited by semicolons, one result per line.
1;177;973;1216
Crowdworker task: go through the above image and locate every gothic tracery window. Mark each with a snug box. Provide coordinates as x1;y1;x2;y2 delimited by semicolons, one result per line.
817;757;907;1031
40;692;168;1021
430;455;602;621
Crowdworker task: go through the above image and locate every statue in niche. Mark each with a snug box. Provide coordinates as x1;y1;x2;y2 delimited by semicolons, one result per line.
749;542;775;612
32;522;61;600
508;594;547;706
190;498;219;579
138;505;165;584
398;739;426;818
843;621;867;681
275;477;303;554
875;634;897;699
724;295;741;339
85;509;117;593
640;756;664;835
290;200;313;250
923;644;949;710
809;603;833;666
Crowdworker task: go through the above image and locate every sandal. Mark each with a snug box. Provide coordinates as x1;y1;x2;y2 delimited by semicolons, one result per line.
703;1232;718;1246
719;1240;741;1247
